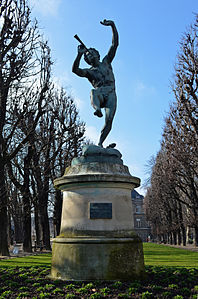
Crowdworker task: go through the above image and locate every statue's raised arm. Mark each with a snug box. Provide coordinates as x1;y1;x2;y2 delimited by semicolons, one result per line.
100;19;119;63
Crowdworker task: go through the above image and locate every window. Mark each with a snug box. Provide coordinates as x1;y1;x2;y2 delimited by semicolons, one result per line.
136;219;141;228
136;205;141;213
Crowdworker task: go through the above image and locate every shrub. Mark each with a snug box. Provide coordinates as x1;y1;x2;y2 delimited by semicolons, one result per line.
44;284;55;290
90;293;102;298
36;287;45;292
141;291;153;299
180;287;191;296
18;273;28;279
168;284;178;289
129;282;141;289
85;282;94;289
194;285;198;291
100;287;110;296
128;287;138;295
65;283;75;290
112;281;122;288
65;294;75;298
76;287;88;294
8;281;18;288
52;287;63;295
39;292;50;298
16;292;30;298
0;290;12;298
32;282;41;287
19;287;28;291
162;291;171;298
151;285;163;291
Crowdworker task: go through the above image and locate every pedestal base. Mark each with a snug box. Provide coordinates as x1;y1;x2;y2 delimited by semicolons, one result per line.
51;145;145;280
51;236;145;281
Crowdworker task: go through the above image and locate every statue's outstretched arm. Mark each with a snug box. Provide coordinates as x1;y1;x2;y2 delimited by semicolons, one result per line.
72;45;88;77
100;19;119;63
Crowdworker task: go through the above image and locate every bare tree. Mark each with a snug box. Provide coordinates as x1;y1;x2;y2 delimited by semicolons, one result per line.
145;15;198;246
31;88;85;244
0;0;50;255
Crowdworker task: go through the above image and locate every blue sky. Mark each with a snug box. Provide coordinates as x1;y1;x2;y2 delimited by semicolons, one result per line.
30;0;197;194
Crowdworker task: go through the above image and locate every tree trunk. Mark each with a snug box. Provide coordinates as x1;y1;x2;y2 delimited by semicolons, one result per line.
13;217;24;243
167;233;170;244
0;164;9;256
23;149;32;252
7;212;13;246
23;194;32;252
181;225;186;246
173;232;177;245
170;233;173;245
186;226;191;244
34;201;41;248
39;202;51;250
54;190;62;236
177;229;181;245
194;226;198;247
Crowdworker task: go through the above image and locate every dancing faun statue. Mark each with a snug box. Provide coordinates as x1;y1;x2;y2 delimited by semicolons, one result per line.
72;19;119;148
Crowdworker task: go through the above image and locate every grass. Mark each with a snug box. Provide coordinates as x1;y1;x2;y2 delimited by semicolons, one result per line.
0;266;198;298
0;243;198;298
143;243;198;267
0;242;197;268
0;254;51;267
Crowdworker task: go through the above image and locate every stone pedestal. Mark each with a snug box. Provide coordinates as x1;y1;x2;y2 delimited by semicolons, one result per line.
51;145;145;280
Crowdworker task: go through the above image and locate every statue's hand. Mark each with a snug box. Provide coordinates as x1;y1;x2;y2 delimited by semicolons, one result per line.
100;19;114;26
78;45;86;54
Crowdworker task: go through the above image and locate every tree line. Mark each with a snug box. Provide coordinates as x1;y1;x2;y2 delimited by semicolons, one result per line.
0;0;86;256
144;15;198;246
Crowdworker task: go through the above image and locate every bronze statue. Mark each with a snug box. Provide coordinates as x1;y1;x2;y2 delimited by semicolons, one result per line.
72;19;119;147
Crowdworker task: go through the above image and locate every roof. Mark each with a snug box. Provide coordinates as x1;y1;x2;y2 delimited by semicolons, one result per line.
131;189;144;200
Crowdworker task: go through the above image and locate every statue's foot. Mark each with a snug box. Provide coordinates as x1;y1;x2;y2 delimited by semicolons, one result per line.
98;142;103;147
94;110;103;118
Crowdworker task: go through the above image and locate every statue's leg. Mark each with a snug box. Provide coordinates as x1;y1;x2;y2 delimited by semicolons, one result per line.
98;93;117;147
90;89;103;118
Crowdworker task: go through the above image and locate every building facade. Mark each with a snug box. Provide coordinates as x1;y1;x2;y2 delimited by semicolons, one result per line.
132;190;151;242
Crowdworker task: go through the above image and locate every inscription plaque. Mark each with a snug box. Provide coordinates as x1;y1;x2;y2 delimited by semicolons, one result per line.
90;203;112;219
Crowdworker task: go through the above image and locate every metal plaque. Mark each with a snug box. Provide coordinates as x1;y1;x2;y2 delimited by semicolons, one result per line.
90;203;112;219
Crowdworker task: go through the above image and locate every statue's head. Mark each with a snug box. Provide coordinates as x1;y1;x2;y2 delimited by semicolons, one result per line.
84;48;100;66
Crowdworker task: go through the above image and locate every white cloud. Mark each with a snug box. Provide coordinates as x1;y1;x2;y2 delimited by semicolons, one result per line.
30;0;62;16
128;163;142;177
52;74;85;110
127;163;146;196
85;126;99;144
53;73;71;90
133;80;156;98
136;186;146;196
74;97;84;111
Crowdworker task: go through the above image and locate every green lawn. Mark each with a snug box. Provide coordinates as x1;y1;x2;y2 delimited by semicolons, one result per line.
143;242;198;267
0;244;198;298
0;243;197;268
0;253;51;267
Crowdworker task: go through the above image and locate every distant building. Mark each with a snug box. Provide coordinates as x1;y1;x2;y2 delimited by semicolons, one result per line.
132;190;151;242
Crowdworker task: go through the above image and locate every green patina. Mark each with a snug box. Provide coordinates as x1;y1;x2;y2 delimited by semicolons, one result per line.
106;243;146;280
51;237;145;281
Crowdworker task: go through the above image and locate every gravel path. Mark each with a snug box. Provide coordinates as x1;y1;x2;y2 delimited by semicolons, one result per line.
159;243;198;252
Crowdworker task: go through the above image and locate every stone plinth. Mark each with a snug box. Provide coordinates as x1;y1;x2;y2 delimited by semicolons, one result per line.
51;145;145;280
